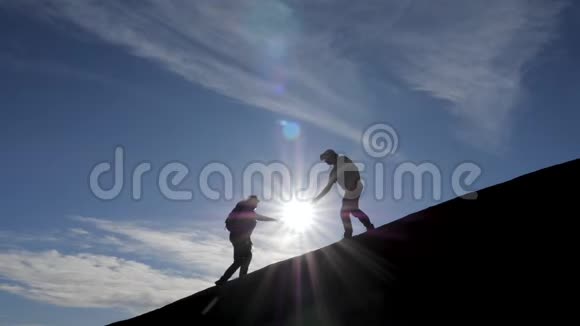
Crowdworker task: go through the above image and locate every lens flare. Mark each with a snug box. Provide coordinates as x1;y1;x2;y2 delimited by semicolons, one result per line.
280;120;301;140
281;200;314;232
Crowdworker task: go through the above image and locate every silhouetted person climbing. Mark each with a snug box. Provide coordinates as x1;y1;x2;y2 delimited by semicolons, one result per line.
312;149;374;238
215;195;277;286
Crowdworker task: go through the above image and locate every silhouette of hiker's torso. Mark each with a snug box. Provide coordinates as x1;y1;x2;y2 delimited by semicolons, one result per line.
226;201;258;242
331;155;361;192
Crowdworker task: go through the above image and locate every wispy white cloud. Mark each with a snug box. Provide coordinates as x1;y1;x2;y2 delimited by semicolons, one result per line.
0;215;334;311
293;0;565;149
0;250;207;312
68;228;89;236
71;216;332;275
71;216;233;276
2;0;369;141
2;0;564;148
379;0;567;149
0;231;59;248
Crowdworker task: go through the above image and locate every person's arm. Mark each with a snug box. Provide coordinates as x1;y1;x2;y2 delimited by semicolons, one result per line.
256;214;278;222
312;171;337;203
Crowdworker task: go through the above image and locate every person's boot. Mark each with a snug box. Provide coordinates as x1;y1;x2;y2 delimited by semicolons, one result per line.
215;278;226;286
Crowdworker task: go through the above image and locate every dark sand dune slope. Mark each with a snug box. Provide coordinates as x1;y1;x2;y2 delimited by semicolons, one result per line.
109;158;579;326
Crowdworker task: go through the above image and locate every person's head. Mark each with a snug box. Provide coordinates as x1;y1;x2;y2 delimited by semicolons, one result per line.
320;149;338;165
245;195;260;209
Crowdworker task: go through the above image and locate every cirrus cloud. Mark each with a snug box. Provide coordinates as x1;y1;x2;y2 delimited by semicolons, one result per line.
0;0;566;149
0;250;208;312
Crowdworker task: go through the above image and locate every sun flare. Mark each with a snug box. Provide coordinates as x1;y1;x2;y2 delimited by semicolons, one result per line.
281;201;314;232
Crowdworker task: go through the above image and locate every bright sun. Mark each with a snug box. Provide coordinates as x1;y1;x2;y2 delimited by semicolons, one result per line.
281;201;314;232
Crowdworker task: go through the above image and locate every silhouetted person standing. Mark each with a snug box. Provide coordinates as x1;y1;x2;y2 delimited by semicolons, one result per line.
313;149;374;238
215;195;277;286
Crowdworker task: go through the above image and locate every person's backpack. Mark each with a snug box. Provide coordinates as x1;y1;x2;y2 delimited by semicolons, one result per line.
225;215;236;232
224;213;256;233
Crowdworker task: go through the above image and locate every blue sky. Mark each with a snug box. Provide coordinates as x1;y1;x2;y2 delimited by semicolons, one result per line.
0;1;579;325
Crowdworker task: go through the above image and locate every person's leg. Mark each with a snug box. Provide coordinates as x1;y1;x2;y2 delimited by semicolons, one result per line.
216;241;243;285
239;240;252;276
348;184;374;231
218;260;241;283
350;198;374;230
239;253;252;276
340;198;353;238
351;208;374;230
